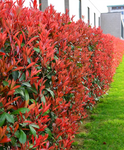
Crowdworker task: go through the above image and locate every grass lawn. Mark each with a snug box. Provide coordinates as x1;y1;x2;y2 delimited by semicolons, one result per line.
72;56;124;150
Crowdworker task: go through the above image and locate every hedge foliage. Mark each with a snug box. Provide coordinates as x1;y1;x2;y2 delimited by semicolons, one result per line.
0;0;124;149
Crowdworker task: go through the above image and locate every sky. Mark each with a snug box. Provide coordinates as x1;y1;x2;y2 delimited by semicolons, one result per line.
90;0;124;13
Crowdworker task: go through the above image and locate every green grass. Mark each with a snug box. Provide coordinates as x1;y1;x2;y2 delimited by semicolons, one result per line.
72;56;124;150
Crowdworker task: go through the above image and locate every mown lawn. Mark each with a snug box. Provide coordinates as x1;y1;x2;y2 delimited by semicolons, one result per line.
72;56;124;150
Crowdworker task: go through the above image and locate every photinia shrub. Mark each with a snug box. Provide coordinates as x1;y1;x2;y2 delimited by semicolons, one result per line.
0;0;124;149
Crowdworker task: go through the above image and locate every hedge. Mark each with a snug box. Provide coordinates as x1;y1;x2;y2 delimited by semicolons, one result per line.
0;0;124;149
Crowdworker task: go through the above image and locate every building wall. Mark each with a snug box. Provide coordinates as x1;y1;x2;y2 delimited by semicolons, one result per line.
69;0;79;22
101;13;122;38
108;5;124;23
39;0;101;28
82;0;100;27
68;0;101;27
48;0;65;13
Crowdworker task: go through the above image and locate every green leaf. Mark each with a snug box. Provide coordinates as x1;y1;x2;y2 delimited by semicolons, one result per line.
19;73;25;81
30;124;39;129
12;108;30;114
34;35;39;38
88;45;93;51
43;109;50;116
70;104;72;109
45;128;52;138
46;75;51;79
41;95;46;104
71;45;74;50
28;87;37;94
19;129;26;144
5;113;14;124
68;22;71;25
2;81;9;86
22;82;31;87
29;144;33;149
33;47;40;53
15;130;20;138
12;71;19;81
0;146;4;150
27;57;31;64
46;88;54;98
29;99;37;104
0;113;6;126
76;46;81;48
29;125;36;136
14;88;24;97
24;89;29;101
21;43;25;47
54;55;58;60
19;123;28;127
77;63;83;67
10;137;16;146
0;109;4;113
0;102;3;107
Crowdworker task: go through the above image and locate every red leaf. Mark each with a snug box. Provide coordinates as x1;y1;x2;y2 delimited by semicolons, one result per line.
0;52;5;55
4;96;20;107
11;85;20;90
13;67;24;71
0;136;11;143
19;34;23;44
7;90;15;95
6;65;13;73
26;37;38;46
28;103;36;110
23;121;32;124
26;62;35;69
14;124;19;133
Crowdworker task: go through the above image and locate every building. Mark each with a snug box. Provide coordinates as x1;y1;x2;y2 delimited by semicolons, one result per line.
37;0;101;28
101;5;124;39
108;4;124;22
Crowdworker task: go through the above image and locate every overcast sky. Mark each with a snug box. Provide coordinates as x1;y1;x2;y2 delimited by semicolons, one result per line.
90;0;124;13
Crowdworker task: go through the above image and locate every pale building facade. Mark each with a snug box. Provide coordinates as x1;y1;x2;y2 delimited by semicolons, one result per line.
101;4;124;39
37;0;101;28
107;4;124;22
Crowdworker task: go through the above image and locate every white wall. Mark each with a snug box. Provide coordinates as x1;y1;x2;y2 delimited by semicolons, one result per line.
48;0;65;14
48;0;101;27
82;0;101;27
35;0;101;27
69;0;79;22
109;7;124;22
47;0;100;27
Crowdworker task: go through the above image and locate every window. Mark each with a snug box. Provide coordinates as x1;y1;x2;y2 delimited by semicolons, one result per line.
98;17;100;27
121;21;123;38
65;0;69;15
112;7;117;10
79;0;82;19
39;0;48;11
112;6;124;10
94;13;96;26
121;11;124;15
88;7;90;25
39;0;41;10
